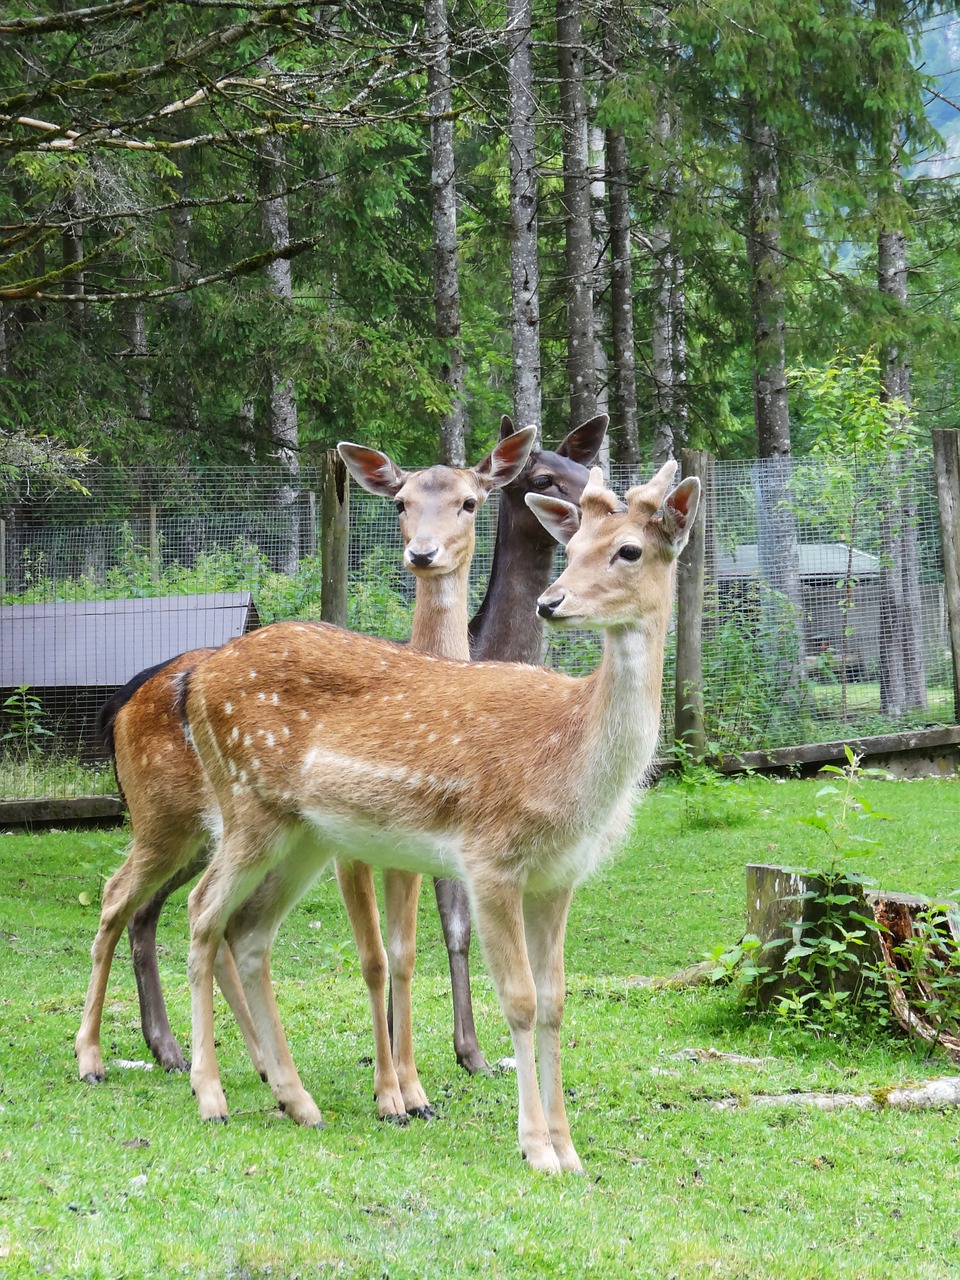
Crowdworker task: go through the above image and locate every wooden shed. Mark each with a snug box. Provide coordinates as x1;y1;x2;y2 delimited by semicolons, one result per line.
0;592;260;760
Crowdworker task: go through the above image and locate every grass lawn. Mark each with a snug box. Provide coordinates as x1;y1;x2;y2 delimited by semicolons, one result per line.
2;773;960;1279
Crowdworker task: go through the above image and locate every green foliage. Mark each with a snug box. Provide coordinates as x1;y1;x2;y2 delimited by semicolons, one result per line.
0;685;52;760
709;749;901;1036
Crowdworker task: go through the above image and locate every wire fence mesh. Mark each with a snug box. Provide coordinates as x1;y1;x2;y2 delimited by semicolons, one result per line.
0;456;951;803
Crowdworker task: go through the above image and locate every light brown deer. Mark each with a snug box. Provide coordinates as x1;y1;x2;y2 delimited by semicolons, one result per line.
74;429;536;1120
179;462;700;1172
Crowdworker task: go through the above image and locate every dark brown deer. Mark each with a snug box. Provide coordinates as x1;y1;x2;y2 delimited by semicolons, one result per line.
180;462;700;1171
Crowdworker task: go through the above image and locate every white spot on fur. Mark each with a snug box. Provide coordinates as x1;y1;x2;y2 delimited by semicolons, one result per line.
427;732;438;743
271;692;280;705
230;726;239;742
228;760;237;777
451;736;461;745
243;734;252;747
224;701;233;714
266;732;275;747
249;670;257;680
258;692;266;702
252;758;261;770
282;726;290;738
299;710;309;721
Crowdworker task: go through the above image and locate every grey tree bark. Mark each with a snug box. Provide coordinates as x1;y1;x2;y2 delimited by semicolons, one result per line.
259;129;301;576
426;0;466;465
589;117;610;475
557;0;596;430
877;123;925;715
744;101;803;700
507;0;542;437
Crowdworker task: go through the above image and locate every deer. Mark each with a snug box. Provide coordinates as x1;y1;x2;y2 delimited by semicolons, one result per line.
74;427;537;1121
78;417;606;1100
178;460;700;1173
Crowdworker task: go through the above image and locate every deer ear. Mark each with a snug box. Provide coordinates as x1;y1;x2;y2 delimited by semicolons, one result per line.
338;443;407;498
555;413;608;465
474;425;537;492
525;493;581;546
499;414;516;441
659;477;701;553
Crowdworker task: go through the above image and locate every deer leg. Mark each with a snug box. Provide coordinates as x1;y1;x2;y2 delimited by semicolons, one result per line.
383;868;432;1117
433;876;490;1075
468;873;559;1173
225;853;331;1127
76;836;201;1083
335;860;407;1121
523;885;581;1173
128;853;207;1072
212;940;267;1082
187;828;279;1123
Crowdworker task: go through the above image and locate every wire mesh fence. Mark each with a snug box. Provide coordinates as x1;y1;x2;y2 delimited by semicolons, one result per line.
0;455;952;803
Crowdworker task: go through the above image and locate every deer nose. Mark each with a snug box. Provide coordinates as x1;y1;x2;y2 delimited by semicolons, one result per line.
537;593;564;619
407;547;438;569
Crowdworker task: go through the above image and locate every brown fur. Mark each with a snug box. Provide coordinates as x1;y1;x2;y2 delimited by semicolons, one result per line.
182;463;700;1173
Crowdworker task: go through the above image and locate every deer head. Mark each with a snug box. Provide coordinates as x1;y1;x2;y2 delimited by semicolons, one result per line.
529;462;700;629
338;428;536;575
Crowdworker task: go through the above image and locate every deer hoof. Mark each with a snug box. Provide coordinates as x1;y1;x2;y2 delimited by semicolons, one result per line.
80;1071;105;1085
407;1105;436;1121
382;1111;409;1127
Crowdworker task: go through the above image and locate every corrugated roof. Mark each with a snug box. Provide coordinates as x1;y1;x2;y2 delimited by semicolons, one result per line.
716;543;880;579
0;592;259;688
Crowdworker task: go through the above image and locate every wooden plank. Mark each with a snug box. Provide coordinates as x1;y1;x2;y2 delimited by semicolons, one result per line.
674;449;712;757
716;725;960;774
0;795;125;826
320;449;349;628
933;429;960;723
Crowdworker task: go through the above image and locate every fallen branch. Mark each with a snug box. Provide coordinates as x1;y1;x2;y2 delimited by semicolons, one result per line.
627;960;715;990
712;1076;960;1112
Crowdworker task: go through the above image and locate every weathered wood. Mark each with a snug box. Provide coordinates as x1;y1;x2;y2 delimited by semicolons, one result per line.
146;503;160;582
713;1076;960;1112
674;449;711;757
0;795;125;826
320;448;349;628
933;429;960;723
717;725;960;777
745;863;883;1007
302;490;317;559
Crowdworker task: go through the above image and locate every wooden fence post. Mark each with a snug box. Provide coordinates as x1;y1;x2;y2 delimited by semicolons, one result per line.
320;449;349;627
674;449;712;758
147;502;160;582
933;429;960;723
302;490;318;559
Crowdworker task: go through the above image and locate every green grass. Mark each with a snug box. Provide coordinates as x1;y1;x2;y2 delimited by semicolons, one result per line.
2;775;960;1279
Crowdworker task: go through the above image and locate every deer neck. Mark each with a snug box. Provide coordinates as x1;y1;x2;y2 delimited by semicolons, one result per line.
469;498;555;663
579;593;675;796
410;565;472;661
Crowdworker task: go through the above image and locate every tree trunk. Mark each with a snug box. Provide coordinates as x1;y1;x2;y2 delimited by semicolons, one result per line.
606;120;639;477
589;117;610;475
61;191;85;332
259;129;300;576
557;0;596;430
744;101;803;703
169;178;202;441
878;122;924;715
426;0;466;465
507;0;542;437
601;14;638;477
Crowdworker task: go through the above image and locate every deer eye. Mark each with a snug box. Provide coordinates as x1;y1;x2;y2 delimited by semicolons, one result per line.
462;498;477;513
618;544;642;562
395;500;406;514
531;474;552;490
